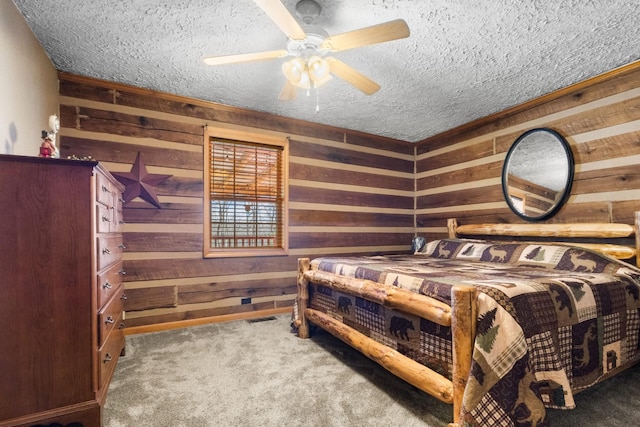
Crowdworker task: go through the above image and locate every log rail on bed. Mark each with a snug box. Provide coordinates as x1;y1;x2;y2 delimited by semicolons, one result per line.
448;212;640;267
295;212;640;427
296;258;477;427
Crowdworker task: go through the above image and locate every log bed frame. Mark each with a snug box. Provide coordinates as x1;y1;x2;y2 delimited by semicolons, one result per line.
294;213;640;427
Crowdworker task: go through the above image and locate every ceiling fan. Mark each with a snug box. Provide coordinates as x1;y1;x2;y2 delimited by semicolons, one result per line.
203;0;410;101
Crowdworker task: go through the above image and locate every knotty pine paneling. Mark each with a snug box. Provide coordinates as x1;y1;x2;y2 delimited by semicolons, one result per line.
417;185;504;210
60;105;204;145
61;136;204;170
125;287;178;312
122;202;203;224
58;73;414;330
345;131;415;154
290;162;412;190
612;200;640;225
122;256;298;283
124;232;203;252
416;138;496;171
574;165;640;195
289;231;411;250
177;278;298;306
290;139;413;172
416;61;640;237
289;210;413;227
571;132;640;164
417;160;503;190
289;186;414;209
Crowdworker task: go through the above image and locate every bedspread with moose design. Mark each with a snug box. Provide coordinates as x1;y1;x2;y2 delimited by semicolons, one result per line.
303;239;640;427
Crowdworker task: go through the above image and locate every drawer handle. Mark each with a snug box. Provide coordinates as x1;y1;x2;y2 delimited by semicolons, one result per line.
119;269;127;275
103;282;112;290
119;323;125;329
101;185;110;193
102;216;111;223
102;248;111;254
105;316;115;324
121;293;128;301
118;243;127;249
104;353;113;363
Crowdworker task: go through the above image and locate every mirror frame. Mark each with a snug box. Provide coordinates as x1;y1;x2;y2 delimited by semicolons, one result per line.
501;127;574;221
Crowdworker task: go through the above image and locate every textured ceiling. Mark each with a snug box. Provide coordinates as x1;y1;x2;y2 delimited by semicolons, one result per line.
12;0;640;142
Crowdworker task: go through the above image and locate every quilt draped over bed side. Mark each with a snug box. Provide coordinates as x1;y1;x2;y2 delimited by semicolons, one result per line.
300;239;640;427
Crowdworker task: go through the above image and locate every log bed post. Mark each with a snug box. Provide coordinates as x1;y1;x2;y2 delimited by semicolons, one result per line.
635;211;640;268
297;258;311;338
447;218;459;238
449;285;477;427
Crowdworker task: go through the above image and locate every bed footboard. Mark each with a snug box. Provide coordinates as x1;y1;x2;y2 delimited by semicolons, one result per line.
295;258;477;426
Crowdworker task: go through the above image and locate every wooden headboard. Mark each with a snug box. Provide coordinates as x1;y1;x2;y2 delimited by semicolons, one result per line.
447;212;640;267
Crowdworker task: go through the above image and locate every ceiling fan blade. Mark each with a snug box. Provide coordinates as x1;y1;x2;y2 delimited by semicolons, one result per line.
254;0;306;41
327;58;380;95
203;49;288;66
321;19;410;52
278;80;298;101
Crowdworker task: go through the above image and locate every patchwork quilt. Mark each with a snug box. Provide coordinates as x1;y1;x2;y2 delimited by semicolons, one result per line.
304;239;640;426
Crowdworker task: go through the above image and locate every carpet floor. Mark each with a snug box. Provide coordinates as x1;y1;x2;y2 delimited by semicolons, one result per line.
104;314;640;426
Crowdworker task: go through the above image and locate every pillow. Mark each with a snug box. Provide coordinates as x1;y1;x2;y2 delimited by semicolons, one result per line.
417;238;634;273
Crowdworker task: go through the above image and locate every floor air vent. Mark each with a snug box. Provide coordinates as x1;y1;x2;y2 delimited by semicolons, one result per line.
247;316;277;323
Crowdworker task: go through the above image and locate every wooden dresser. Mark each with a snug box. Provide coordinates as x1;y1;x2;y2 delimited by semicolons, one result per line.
0;154;126;427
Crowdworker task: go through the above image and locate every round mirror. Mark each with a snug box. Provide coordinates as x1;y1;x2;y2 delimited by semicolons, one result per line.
502;128;574;221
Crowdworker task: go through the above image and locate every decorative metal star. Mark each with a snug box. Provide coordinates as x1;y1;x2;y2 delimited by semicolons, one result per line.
112;151;172;209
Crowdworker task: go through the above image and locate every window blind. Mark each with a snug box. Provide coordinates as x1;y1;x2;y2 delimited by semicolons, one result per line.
209;138;284;249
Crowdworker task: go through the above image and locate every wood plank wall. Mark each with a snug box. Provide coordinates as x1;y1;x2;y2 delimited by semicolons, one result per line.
57;73;415;330
416;61;640;239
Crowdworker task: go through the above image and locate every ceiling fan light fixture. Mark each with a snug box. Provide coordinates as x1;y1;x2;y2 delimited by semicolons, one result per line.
283;58;312;89
307;55;329;82
282;58;305;84
284;56;332;89
297;71;311;89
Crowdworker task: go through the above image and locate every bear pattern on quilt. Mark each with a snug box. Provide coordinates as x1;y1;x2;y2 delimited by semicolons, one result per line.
308;283;453;379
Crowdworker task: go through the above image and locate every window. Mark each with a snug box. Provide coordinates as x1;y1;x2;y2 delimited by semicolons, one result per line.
204;126;288;258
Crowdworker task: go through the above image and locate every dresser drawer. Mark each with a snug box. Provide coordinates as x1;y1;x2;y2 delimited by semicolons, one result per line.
96;203;114;233
97;235;124;271
98;291;125;346
113;194;124;232
97;203;123;234
97;260;125;309
96;170;116;207
98;326;125;390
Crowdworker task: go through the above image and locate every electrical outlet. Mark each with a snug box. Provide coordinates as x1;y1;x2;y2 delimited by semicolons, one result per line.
241;297;251;305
